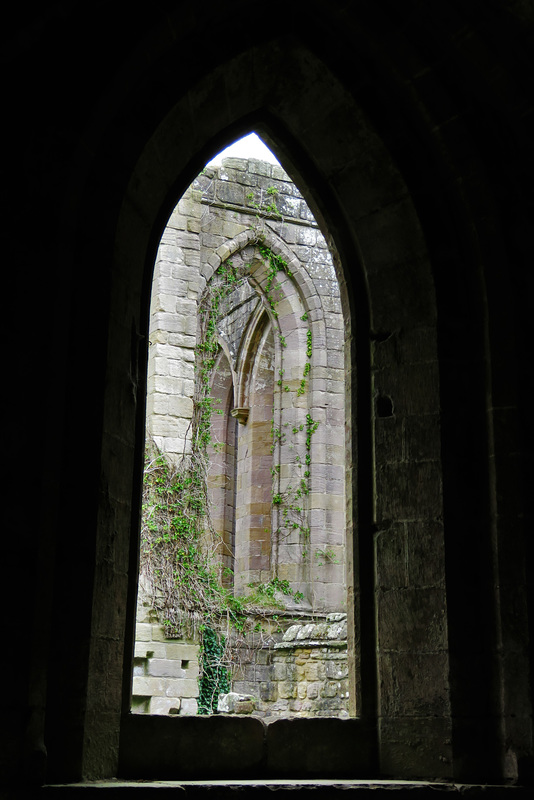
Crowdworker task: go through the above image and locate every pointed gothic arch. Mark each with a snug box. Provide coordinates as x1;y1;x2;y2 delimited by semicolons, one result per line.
132;158;352;723
13;4;532;785
208;344;237;588
199;223;348;609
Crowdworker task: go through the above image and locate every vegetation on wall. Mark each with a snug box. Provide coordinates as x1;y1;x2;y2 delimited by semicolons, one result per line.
140;235;319;712
197;626;230;714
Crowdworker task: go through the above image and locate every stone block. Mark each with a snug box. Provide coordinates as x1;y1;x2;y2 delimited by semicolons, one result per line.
307;681;320;699
373;414;403;465
221;157;247;172
216;181;245;206
187;218;201;233
149;393;169;415
134;642;161;659
320;681;339;698
131;696;150;714
164;678;198;698
278;681;297;699
167;395;194;417
150;624;174;642
379;716;453;780
174;231;199;250
375;523;407;589
217;692;256;713
147;659;186;678
327;618;347;640
135;623;153;642
149;697;181;715
183;250;201;270
265;717;373;775
180;698;198;716
260;682;277;702
120;714;265;777
404;414;441;462
377;586;448;653
304;661;326;681
132;676;166;697
163;436;191;455
282;624;300;641
133;659;146;677
167;359;195;380
251;664;271;682
182;660;200;678
375;460;443;522
325;660;348;679
278;196;301;217
407;521;446;588
296;624;316;641
273;662;289;681
271;165;290;181
380;652;450;717
235;699;255;714
255;648;271;665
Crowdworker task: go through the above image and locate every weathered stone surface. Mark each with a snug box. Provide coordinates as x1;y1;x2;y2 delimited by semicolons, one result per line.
377;586;448;653
136;158;349;720
119;715;265;778
179;698;198;716
146;658;186;678
380;652;450;717
265;717;373;776
217;692;255;714
149;697;181;715
379;716;454;780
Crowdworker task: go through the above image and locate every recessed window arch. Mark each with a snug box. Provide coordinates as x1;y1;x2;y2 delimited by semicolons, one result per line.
132;134;354;722
208;343;237;589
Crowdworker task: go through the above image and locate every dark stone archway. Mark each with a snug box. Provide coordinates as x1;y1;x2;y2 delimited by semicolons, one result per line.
5;2;533;788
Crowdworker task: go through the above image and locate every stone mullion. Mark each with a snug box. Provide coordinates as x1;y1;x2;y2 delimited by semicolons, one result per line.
207;351;235;587
272;273;310;599
270;314;284;582
307;285;346;612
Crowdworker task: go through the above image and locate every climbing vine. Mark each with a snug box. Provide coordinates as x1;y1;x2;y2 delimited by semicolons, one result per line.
254;243;319;559
141;228;320;712
197;626;230;714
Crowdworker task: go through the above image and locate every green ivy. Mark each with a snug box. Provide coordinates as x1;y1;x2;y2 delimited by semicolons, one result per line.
198;626;230;714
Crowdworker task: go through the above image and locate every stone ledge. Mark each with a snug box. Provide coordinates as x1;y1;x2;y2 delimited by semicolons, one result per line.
274;639;347;649
38;781;530;798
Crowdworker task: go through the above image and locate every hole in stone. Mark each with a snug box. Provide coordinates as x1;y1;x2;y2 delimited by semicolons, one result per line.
376;395;394;418
131;696;151;715
132;131;354;721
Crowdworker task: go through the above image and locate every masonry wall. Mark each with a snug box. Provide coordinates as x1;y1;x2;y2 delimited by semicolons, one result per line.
145;156;346;609
230;615;349;719
132;604;349;719
132;594;200;716
134;157;349;718
10;5;534;785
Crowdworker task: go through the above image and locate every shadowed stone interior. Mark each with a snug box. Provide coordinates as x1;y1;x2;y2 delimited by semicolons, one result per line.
4;1;534;793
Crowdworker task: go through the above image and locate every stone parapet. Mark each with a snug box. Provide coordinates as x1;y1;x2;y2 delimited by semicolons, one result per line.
231;614;349;719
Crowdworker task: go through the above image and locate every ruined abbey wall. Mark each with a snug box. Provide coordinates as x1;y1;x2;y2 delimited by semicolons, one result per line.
133;157;350;719
146;157;347;608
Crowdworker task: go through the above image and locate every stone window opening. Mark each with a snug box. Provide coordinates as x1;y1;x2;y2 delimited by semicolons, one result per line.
132;143;353;722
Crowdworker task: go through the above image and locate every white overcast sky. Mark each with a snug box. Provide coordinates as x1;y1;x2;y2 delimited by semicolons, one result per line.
207;132;280;166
